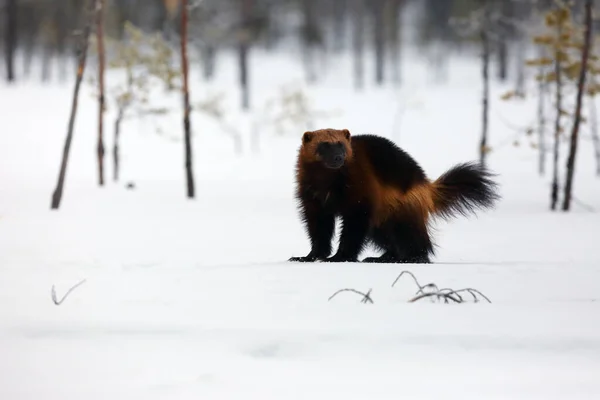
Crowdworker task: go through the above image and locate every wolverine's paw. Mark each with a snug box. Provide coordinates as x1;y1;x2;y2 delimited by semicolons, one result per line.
289;254;324;262
288;256;315;262
323;254;357;263
361;256;390;263
362;253;398;263
399;255;431;264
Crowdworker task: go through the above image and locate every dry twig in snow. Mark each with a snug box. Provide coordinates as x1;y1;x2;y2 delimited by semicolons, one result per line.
443;288;492;303
391;270;438;294
409;292;462;304
409;288;491;304
392;270;492;304
328;288;374;304
51;279;87;305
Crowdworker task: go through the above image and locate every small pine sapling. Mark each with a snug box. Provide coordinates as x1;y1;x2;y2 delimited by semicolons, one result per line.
87;22;181;182
501;2;600;210
250;84;339;153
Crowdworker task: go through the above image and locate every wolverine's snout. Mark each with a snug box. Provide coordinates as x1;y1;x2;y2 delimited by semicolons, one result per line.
317;142;346;169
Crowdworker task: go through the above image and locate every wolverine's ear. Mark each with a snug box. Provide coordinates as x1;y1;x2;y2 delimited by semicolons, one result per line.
303;131;313;144
342;129;351;140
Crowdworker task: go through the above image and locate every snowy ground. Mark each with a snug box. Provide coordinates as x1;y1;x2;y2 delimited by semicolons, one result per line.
1;49;600;399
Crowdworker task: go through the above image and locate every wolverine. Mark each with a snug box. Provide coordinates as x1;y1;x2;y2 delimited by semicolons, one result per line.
289;128;500;263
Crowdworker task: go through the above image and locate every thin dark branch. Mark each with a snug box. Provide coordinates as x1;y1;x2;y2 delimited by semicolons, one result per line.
419;283;439;295
551;5;564;211
480;0;491;167
590;94;600;176
572;196;596;212
444;288;492;303
51;279;87;305
438;288;464;302
409;292;462;304
96;0;106;187
391;270;439;295
410;288;491;304
392;271;491;304
562;0;594;211
181;0;195;198
328;288;374;304
360;289;373;304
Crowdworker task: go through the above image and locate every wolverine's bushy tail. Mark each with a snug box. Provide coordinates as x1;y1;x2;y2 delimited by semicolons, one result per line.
431;162;500;220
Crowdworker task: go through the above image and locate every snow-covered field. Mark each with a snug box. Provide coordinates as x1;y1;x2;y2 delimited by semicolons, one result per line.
2;50;600;399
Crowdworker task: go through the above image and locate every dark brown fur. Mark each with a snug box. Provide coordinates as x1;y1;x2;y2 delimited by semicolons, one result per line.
289;128;500;263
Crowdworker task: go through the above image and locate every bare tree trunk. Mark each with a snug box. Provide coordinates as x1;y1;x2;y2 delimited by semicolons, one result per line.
302;0;318;83
388;0;402;85
239;45;249;109
5;0;17;82
352;0;364;90
497;42;508;82
96;0;106;186
181;0;195;198
56;7;68;83
537;68;547;176
514;0;530;96
515;37;525;95
373;0;385;85
480;2;490;167
113;107;124;182
112;65;133;182
590;95;600;176
239;0;253;109
51;0;96;210
21;7;37;79
332;0;346;52
41;41;53;82
562;0;593;211
201;45;216;80
550;22;563;211
497;0;513;82
534;0;546;176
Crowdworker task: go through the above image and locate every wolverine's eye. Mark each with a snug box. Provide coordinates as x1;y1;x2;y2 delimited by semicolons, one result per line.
316;142;330;155
330;142;344;153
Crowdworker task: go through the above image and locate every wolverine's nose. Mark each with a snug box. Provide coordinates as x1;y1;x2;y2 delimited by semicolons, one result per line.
334;154;344;163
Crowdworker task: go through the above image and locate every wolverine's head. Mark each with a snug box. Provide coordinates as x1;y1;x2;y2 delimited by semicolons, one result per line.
300;128;353;169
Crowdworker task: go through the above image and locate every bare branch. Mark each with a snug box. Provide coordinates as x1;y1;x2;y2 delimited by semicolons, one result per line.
392;271;491;304
391;270;421;288
391;270;438;295
409;292;462;304
51;279;87;305
409;288;491;304
443;288;492;303
438;288;464;302
572;196;596;212
328;288;374;304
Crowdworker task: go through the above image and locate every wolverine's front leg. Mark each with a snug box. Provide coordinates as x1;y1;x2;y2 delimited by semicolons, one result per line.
289;199;335;262
325;206;370;262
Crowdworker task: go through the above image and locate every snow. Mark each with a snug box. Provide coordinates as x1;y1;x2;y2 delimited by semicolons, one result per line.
2;49;600;399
